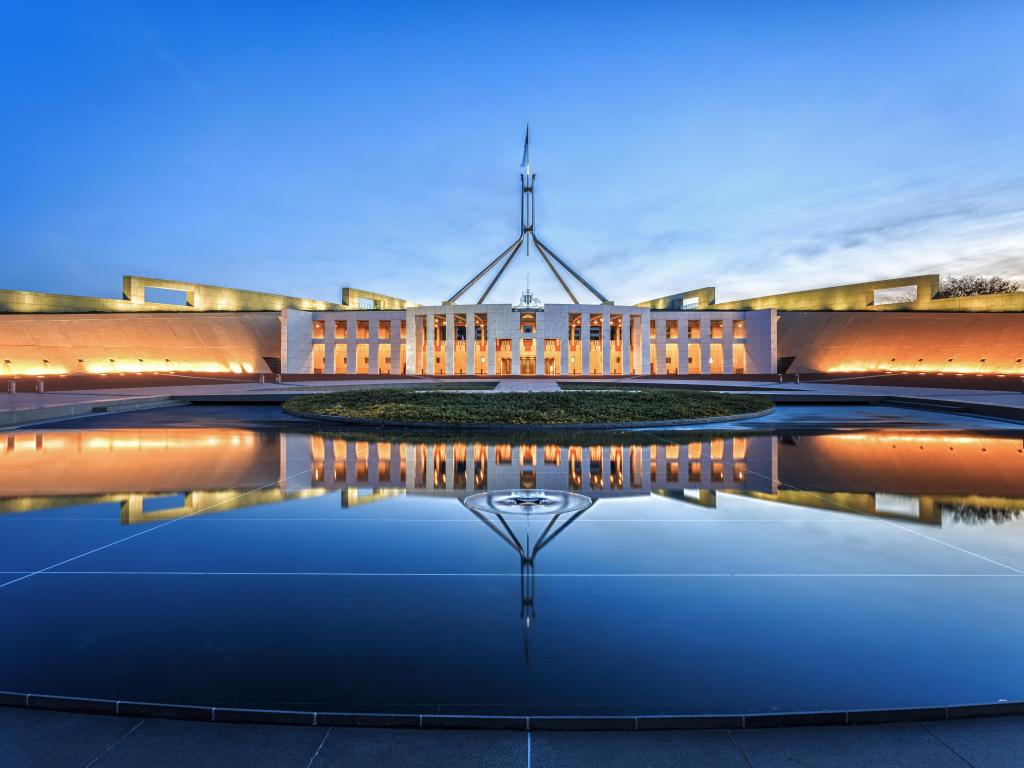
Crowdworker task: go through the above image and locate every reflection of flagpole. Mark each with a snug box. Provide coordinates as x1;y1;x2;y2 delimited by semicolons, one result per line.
466;502;592;665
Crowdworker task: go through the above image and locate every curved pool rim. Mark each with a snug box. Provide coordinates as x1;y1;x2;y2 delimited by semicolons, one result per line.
3;691;1023;730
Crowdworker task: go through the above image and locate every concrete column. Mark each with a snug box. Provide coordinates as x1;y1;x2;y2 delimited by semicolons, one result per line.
511;324;520;376
602;311;611;376
425;315;435;376
638;313;647;372
406;310;417;376
581;316;591;375
324;318;336;374
347;337;358;374
487;337;496;375
723;316;735;375
445;311;455;377
654;318;666;375
700;316;711;374
281;309;314;374
560;323;569;376
621;315;631;376
465;320;475;377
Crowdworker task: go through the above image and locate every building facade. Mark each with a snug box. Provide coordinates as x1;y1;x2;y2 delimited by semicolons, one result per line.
1;134;1021;379
280;303;776;376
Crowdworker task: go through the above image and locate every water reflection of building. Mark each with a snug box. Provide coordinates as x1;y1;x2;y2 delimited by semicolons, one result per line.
1;428;1023;527
287;434;777;500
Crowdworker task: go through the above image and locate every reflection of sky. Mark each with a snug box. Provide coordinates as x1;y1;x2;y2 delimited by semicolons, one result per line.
3;3;1023;304
3;490;1024;714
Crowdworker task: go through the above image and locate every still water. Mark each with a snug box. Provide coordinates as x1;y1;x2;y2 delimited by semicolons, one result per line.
1;406;1023;715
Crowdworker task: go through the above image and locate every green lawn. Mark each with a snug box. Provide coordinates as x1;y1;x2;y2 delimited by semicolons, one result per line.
283;388;771;425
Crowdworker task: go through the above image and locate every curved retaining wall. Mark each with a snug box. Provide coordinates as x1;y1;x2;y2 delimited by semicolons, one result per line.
283;406;776;430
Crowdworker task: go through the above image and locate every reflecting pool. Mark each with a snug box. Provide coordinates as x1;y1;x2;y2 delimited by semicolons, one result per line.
1;406;1023;715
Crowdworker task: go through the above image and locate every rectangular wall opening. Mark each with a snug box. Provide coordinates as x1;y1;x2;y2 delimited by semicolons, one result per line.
873;286;917;305
143;287;189;306
665;342;679;375
496;339;513;375
687;343;701;374
520;339;536;375
334;345;348;374
708;343;724;374
544;339;560;375
733;343;746;374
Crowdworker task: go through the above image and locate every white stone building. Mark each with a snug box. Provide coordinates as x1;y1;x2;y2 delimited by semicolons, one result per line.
281;303;776;376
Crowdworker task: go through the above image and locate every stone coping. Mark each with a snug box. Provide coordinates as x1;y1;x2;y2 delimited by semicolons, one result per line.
2;691;1023;730
284;405;776;430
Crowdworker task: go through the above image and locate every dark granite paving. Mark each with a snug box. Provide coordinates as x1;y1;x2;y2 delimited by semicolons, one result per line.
5;708;1024;768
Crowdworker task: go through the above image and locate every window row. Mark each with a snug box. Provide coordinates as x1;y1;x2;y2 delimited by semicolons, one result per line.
650;318;746;340
312;319;407;340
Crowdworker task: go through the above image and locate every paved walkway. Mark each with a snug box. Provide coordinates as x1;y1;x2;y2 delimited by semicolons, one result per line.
495;379;561;392
1;376;1023;429
2;706;1022;767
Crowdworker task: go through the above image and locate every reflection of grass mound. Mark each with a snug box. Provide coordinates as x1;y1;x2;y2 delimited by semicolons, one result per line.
283;388;772;425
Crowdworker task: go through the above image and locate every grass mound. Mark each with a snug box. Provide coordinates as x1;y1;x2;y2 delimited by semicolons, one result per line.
283;388;771;425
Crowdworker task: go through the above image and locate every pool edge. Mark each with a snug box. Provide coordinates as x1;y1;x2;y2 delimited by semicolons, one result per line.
4;692;1024;730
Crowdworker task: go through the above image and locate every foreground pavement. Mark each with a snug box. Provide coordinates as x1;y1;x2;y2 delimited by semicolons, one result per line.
2;706;1023;767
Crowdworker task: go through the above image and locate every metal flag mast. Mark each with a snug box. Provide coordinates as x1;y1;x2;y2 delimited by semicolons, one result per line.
444;126;612;305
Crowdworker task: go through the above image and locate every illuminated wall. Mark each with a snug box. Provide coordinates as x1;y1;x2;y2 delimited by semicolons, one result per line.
0;311;281;375
778;311;1024;374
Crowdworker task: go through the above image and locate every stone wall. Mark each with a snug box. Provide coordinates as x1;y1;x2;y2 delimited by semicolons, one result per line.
0;311;281;375
778;311;1024;374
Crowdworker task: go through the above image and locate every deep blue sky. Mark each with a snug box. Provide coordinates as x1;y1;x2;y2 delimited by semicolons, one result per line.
2;1;1023;306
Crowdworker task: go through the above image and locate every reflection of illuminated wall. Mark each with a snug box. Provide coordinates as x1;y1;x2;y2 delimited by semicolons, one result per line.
0;429;281;495
777;312;1024;374
5;429;1023;526
779;433;1024;496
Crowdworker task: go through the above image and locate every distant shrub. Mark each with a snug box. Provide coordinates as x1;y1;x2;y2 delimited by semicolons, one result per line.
283;388;771;425
935;275;1020;299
